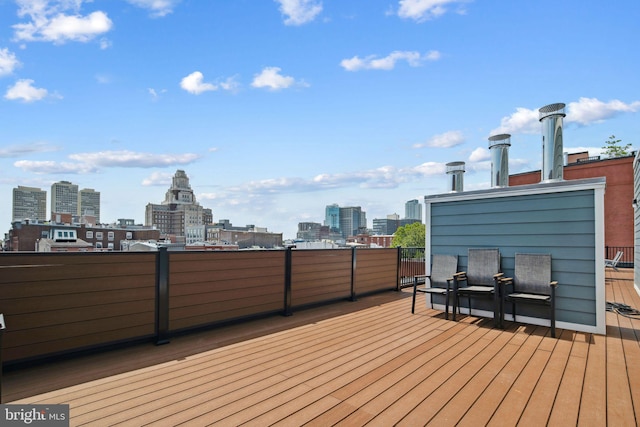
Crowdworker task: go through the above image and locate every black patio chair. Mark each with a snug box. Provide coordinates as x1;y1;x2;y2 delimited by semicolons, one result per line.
500;253;558;338
411;254;458;319
454;248;502;324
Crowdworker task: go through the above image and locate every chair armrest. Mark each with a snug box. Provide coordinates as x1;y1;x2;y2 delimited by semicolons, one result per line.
550;281;558;287
453;271;466;278
493;273;504;279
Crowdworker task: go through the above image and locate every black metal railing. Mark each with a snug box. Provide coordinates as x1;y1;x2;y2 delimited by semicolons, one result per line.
399;247;425;287
605;246;634;268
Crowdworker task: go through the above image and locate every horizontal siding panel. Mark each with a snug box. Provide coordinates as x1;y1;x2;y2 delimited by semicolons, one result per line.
429;188;599;328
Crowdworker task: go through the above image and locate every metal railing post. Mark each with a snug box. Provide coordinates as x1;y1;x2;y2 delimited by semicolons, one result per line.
350;247;357;301
0;313;5;403
396;246;402;291
283;247;293;316
155;247;170;345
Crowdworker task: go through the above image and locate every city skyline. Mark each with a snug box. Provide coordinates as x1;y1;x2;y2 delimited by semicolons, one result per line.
1;1;639;239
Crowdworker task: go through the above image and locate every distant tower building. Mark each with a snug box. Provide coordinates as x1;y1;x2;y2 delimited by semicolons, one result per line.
51;181;79;219
145;170;211;243
405;199;422;221
339;206;366;238
78;188;101;223
324;204;340;232
12;186;47;222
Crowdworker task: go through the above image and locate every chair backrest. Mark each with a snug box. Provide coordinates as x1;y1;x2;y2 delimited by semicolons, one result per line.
466;248;500;285
612;251;623;265
430;254;458;286
514;253;552;294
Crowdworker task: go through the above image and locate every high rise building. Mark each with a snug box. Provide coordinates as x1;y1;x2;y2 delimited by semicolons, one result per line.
339;206;366;238
324;204;340;232
145;170;211;242
405;199;422;220
79;188;101;222
12;186;47;222
51;181;79;218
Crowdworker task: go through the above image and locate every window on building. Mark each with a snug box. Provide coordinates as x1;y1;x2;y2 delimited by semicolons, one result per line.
126;232;132;239
96;231;103;240
86;231;93;239
108;231;114;241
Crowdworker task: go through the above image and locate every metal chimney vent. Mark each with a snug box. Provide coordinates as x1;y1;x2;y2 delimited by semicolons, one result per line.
446;161;465;192
488;134;511;188
539;103;566;182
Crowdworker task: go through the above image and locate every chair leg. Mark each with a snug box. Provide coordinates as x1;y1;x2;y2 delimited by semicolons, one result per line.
444;291;449;320
411;284;417;314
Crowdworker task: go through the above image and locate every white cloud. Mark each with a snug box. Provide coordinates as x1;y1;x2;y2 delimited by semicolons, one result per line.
341;50;440;71
275;0;322;26
68;150;201;167
142;171;174;186
14;160;98;174
414;130;465;148
180;72;238;95
13;150;201;175
490;107;540;135
492;98;640;135
0;141;59;158
0;48;21;76
4;79;50;102
13;1;113;44
251;67;302;91
397;0;468;22
125;0;181;18
180;71;217;95
148;87;167;100
567;97;640;125
468;147;490;162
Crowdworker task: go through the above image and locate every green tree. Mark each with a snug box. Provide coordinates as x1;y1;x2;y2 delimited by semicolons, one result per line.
602;135;632;158
391;222;426;248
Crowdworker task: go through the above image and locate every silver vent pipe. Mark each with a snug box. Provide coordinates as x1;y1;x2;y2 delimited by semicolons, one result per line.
488;134;511;187
539;103;566;182
446;161;465;192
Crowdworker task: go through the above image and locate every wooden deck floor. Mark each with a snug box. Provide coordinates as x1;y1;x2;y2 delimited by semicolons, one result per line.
5;269;640;426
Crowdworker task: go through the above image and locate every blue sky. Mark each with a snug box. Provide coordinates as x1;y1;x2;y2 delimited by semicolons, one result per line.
1;0;639;240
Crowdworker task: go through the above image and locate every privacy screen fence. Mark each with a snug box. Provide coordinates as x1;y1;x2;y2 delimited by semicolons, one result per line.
0;247;400;365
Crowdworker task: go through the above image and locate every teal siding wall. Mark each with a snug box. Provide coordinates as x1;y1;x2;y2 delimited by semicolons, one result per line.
428;189;598;326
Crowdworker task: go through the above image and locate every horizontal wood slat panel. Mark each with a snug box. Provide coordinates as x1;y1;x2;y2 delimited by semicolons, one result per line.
4;325;155;363
0;252;157;363
6;312;155;348
170;266;284;285
169;251;285;273
169;301;283;331
355;249;398;294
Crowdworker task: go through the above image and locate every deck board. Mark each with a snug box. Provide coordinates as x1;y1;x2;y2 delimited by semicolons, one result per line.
4;269;639;426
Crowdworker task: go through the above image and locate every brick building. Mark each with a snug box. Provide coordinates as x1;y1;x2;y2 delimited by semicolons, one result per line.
510;152;634;253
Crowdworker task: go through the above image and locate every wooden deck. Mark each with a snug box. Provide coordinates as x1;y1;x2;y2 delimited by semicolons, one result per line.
4;269;639;426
